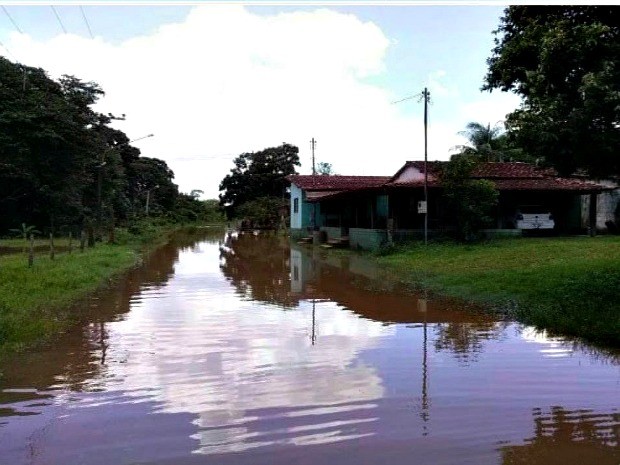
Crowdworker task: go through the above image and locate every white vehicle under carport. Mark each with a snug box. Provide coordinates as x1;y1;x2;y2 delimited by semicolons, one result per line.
514;206;555;230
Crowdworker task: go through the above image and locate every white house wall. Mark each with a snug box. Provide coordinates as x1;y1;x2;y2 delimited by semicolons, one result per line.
393;165;424;183
290;184;303;229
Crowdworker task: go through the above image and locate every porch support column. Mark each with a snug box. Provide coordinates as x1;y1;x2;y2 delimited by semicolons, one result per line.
589;192;597;237
370;197;375;229
387;194;393;244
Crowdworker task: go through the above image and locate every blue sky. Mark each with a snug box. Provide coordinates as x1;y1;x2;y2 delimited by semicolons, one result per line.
0;4;521;198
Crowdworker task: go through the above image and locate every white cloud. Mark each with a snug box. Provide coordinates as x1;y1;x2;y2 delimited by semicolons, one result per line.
5;5;520;198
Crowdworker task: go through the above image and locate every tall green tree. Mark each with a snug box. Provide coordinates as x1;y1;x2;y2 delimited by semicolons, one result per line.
483;6;620;176
128;157;178;216
0;56;181;234
219;143;300;218
0;59;104;231
441;155;499;242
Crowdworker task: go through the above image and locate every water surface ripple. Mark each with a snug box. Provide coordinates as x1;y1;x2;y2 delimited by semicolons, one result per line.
0;231;618;465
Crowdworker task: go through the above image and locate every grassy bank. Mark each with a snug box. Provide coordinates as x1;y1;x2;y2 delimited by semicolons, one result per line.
0;221;189;354
0;245;138;352
376;236;620;347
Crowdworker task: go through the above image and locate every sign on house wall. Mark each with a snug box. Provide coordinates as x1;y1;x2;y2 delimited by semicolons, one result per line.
417;201;427;214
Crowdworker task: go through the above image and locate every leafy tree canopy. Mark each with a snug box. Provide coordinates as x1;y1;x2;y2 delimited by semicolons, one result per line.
483;6;620;176
440;155;499;242
219;143;300;218
316;161;333;175
0;56;182;233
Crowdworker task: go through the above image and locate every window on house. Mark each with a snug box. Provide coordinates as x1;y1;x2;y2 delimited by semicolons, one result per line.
293;198;299;213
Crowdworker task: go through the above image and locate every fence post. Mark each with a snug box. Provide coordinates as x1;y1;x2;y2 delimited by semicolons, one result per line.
68;231;73;254
50;232;55;260
80;230;86;252
87;224;95;248
28;234;34;267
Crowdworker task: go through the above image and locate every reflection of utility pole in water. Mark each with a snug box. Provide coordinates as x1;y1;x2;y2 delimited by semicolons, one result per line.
99;321;108;365
311;299;317;346
418;293;430;435
421;316;429;435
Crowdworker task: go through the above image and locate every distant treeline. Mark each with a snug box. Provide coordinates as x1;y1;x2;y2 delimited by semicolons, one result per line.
0;56;222;236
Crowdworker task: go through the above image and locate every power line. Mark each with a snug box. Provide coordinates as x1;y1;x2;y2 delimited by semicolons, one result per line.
50;6;67;34
391;95;417;105
1;5;22;34
0;38;18;62
79;6;94;39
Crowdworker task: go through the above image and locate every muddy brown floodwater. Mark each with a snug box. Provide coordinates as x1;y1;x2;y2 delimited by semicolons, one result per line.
0;230;618;465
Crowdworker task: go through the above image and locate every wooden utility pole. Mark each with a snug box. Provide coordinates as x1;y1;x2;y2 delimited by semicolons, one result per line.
311;137;316;176
423;87;430;246
310;138;318;232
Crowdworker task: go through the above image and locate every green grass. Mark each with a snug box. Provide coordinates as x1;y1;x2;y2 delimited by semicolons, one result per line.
377;236;620;347
0;244;139;352
0;219;191;354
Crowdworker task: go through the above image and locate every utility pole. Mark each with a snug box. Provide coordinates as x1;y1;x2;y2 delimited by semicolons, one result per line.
311;137;316;176
311;138;317;231
423;87;430;246
391;88;431;245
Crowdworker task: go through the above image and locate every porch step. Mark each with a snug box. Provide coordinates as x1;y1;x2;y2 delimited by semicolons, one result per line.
297;236;313;244
326;236;349;248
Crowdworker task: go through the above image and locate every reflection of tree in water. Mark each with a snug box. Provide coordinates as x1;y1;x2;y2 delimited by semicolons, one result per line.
500;406;620;465
0;231;200;399
219;232;299;308
434;320;509;363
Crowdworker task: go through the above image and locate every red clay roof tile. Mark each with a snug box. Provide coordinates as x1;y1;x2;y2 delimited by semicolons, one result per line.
287;175;391;191
288;162;605;193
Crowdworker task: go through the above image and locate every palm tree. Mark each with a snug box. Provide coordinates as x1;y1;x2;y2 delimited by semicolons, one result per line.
453;121;534;163
9;223;41;252
453;122;506;161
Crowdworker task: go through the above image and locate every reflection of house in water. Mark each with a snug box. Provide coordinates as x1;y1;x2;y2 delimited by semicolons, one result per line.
289;244;502;329
289;248;305;294
216;235;514;448
288;243;511;436
110;235;393;455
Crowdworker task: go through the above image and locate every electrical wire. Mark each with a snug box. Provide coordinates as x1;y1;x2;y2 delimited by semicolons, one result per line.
50;6;67;34
79;6;94;39
1;5;22;34
0;38;18;62
391;94;417;105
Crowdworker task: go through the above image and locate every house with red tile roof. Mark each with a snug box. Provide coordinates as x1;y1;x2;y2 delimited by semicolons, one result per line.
287;161;608;249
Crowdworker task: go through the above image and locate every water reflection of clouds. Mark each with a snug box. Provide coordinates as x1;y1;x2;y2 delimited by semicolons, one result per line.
103;243;394;454
519;327;574;359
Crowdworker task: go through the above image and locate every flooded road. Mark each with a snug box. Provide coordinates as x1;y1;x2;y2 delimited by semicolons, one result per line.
1;231;618;465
